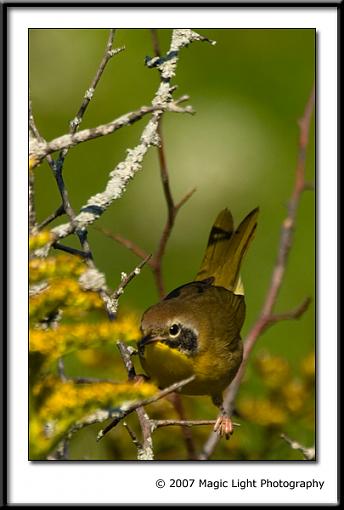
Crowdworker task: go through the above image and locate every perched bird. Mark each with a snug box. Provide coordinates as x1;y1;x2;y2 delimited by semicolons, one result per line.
138;207;259;438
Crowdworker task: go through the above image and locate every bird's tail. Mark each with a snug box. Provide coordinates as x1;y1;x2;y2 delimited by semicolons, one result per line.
195;207;259;294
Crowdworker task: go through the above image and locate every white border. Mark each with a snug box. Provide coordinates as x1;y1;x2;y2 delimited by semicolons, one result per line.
9;6;338;505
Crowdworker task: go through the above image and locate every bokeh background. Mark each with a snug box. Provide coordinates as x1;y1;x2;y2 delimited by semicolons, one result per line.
29;29;315;460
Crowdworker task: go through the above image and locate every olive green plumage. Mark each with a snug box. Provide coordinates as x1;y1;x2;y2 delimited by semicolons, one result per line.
138;207;258;438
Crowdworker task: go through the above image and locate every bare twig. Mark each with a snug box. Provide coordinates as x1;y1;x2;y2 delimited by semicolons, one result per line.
111;254;152;301
53;30;121;171
151;419;240;430
110;185;197;297
29;169;37;233
57;358;67;382
152;116;196;297
97;373;195;442
36;205;65;232
97;229;153;265
199;84;315;461
71;30;123;132
53;242;89;259
280;433;315;460
122;421;144;452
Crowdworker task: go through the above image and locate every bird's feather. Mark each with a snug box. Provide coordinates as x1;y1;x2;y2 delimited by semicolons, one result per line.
195;207;259;294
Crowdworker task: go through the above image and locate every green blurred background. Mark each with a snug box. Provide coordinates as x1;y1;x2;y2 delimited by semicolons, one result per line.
29;29;315;460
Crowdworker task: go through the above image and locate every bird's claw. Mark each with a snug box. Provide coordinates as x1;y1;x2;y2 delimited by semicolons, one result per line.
213;414;233;440
132;373;150;385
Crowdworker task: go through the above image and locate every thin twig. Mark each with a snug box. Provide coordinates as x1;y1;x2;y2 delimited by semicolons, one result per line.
122;421;143;451
57;358;67;382
97;228;154;266
199;84;315;461
29;170;37;233
280;433;315;460
71;30;123;132
111;255;152;301
53;242;89;259
105;186;197;282
54;30;121;171
36;205;65;232
97;374;195;441
151;419;240;430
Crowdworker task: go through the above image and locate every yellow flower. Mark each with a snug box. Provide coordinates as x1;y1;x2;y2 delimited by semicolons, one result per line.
238;397;288;427
254;351;291;389
29;230;54;251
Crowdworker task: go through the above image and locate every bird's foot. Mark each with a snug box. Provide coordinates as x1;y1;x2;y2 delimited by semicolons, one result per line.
132;373;150;385
213;414;233;440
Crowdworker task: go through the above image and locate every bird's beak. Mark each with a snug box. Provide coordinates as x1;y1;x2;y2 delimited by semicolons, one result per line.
138;334;166;356
139;334;163;348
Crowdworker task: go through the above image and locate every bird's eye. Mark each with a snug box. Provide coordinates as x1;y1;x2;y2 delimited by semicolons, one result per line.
169;324;180;337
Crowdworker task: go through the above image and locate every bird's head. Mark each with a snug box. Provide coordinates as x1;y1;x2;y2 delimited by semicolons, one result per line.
138;297;199;358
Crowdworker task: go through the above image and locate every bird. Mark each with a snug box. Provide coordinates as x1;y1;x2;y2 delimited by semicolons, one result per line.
137;207;259;439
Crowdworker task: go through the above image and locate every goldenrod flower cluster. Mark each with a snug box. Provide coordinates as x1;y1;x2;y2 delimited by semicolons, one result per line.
30;277;104;323
238;351;315;429
30;319;140;369
29;252;152;460
30;376;156;459
29;254;85;283
29;230;54;251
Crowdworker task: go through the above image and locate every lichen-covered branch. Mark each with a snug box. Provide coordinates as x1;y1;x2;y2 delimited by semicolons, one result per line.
33;30;206;255
29;100;192;164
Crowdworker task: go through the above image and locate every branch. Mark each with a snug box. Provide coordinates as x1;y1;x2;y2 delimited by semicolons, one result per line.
199;84;315;461
53;242;89;259
280;433;315;460
70;30;124;133
97;228;153;266
122;421;145;456
116;341;154;459
151;419;240;430
53;30;122;172
37;30;205;254
29;169;37;233
36;205;65;232
111;254;152;301
97;374;195;442
29;101;192;164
